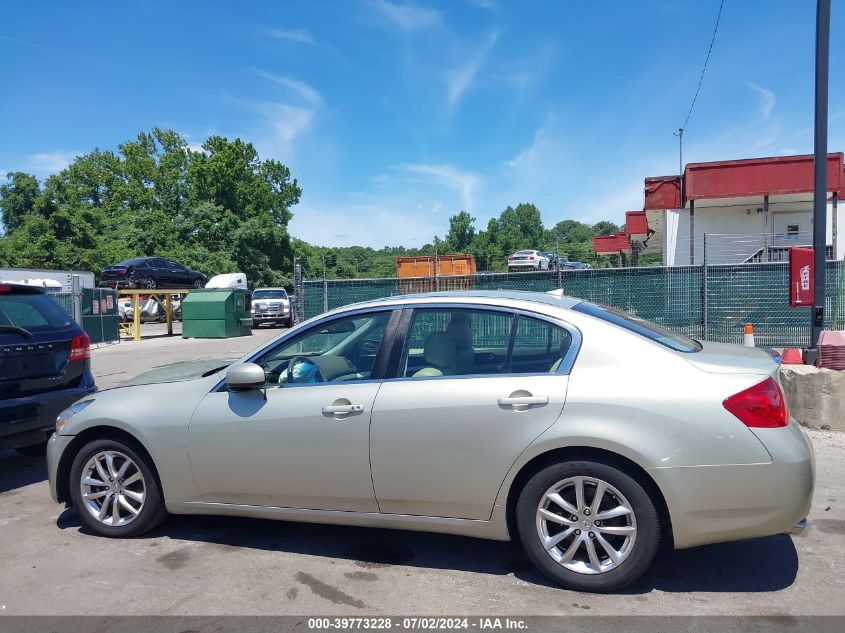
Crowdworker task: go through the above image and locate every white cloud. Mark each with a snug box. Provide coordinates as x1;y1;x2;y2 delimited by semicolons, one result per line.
469;0;497;11
25;152;78;174
225;97;315;160
364;0;441;30
748;82;775;120
503;119;555;170
290;200;441;248
399;163;481;211
445;31;498;106
264;28;316;45
264;104;315;157
256;71;323;106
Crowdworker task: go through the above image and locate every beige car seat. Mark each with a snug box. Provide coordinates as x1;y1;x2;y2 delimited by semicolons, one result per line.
412;331;457;377
446;317;474;373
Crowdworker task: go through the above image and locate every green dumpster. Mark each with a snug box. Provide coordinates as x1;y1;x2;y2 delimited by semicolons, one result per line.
181;289;252;338
80;288;119;344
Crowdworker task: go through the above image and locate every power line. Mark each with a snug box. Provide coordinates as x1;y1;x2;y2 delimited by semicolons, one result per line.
680;0;726;131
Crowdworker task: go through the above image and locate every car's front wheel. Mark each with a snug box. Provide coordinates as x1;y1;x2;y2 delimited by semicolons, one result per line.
69;438;168;537
143;277;157;290
192;278;204;289
516;460;660;592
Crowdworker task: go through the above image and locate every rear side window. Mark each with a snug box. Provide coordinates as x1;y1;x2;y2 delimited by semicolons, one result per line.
573;302;701;353
400;309;573;378
0;294;72;331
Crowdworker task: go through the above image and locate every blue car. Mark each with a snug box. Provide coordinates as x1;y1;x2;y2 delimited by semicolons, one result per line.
0;283;96;455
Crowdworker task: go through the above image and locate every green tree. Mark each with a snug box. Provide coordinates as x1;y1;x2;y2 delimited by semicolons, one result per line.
444;211;476;251
0;172;41;233
0;129;302;286
591;220;621;236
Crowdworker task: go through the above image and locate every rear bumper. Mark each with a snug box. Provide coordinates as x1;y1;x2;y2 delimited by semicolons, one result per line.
0;376;97;449
651;419;814;549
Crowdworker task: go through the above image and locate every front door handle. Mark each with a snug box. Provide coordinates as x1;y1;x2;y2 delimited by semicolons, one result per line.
322;403;364;415
498;393;549;411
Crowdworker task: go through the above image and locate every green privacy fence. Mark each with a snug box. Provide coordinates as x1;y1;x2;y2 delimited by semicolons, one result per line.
301;261;844;348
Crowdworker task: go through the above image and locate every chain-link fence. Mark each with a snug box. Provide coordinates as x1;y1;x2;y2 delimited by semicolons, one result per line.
300;260;844;348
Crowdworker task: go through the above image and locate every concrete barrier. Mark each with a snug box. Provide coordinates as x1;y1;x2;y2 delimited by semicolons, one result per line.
780;365;845;431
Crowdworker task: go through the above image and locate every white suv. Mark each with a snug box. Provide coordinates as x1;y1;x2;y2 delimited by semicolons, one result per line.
507;250;550;272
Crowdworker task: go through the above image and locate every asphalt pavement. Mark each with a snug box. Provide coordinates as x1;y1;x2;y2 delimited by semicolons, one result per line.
0;327;842;615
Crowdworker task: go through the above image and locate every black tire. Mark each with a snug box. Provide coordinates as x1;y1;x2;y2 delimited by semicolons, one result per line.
144;277;157;290
515;460;660;593
15;440;48;457
192;277;203;289
69;438;168;538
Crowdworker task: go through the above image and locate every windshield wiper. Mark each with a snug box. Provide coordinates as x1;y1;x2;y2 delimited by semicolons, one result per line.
0;325;33;339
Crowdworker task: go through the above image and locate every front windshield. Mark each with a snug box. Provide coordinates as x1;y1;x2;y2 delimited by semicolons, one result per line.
253;289;288;300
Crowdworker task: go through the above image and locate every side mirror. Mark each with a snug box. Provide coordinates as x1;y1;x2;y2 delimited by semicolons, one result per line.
226;363;266;392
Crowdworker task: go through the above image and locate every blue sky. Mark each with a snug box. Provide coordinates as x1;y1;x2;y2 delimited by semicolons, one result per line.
1;0;843;247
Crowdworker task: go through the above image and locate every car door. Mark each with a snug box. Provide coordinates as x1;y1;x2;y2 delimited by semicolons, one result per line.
370;306;577;520
146;258;169;286
165;259;189;287
187;309;397;511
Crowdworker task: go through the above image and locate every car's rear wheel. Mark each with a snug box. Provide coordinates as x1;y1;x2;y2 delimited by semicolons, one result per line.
516;460;660;592
69;438;167;537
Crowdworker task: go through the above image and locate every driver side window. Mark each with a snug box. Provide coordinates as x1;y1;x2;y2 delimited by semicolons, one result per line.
253;311;391;387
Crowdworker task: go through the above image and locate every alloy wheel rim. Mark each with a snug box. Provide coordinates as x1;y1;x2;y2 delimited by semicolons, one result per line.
535;476;636;575
80;450;146;527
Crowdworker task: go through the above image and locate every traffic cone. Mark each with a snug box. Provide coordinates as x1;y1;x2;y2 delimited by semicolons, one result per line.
781;349;803;364
743;323;755;347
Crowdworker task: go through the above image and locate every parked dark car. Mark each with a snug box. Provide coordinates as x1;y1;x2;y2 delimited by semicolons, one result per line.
558;256;592;270
0;283;96;455
101;257;207;290
541;252;559;269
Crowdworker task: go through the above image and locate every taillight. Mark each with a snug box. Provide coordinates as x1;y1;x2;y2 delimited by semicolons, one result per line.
0;285;11;293
69;332;91;361
723;377;788;428
529;256;534;260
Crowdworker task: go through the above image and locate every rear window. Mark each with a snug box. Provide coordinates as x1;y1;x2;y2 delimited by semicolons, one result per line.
116;258;149;266
573;302;701;353
0;293;73;331
515;250;536;256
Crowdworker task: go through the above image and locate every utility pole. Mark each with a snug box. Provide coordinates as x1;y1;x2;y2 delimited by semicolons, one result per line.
673;127;684;203
322;254;328;313
811;0;830;351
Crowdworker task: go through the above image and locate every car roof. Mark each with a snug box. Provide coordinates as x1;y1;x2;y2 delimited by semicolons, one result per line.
116;257;153;265
253;287;287;292
335;289;583;312
0;282;47;295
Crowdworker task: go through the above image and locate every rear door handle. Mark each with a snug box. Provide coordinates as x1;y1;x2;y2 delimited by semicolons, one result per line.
322;404;364;415
497;395;549;409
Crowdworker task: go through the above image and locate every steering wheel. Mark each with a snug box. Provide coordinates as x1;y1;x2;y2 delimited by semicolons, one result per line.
284;355;324;384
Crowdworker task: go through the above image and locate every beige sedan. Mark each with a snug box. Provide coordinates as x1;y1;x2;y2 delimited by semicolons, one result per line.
47;291;814;592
